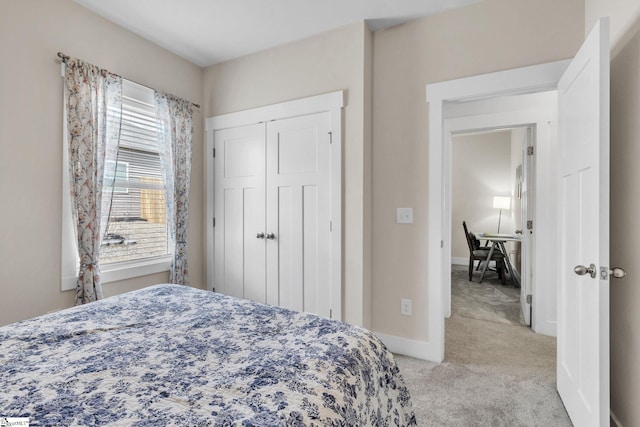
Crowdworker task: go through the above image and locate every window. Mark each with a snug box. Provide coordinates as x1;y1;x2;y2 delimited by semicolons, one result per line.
61;80;171;290
101;81;170;264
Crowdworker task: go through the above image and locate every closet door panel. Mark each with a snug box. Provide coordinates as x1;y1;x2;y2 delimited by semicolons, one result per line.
243;186;266;303
274;186;303;311
222;188;243;298
302;185;319;314
214;124;266;302
266;112;331;316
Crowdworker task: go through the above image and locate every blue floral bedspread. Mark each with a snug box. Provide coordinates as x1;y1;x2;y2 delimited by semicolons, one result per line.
0;284;416;426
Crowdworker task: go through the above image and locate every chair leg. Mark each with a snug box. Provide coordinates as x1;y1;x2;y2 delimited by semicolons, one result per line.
500;260;506;285
468;258;474;281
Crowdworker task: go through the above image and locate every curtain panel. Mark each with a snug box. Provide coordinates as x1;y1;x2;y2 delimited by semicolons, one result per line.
64;58;122;304
155;93;194;285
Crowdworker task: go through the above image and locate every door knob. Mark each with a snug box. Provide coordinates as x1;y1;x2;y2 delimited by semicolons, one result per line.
256;232;265;239
574;264;597;278
609;267;626;279
266;233;276;240
515;229;522;234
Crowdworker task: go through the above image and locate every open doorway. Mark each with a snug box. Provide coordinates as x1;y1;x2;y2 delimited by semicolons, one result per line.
450;127;530;327
450;125;545;325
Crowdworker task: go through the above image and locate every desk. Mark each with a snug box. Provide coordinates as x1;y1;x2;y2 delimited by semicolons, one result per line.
475;233;521;287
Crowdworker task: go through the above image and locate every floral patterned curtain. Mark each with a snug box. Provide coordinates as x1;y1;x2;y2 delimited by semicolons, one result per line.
155;93;194;285
64;58;122;304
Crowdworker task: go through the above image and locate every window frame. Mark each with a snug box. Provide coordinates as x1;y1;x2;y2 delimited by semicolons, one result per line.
60;79;172;292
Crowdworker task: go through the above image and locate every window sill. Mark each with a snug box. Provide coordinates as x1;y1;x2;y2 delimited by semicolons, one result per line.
61;256;172;291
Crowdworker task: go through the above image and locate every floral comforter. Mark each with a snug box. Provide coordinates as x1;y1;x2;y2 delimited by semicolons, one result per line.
0;284;416;426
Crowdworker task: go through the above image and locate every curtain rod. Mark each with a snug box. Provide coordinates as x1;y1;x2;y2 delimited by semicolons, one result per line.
57;52;201;109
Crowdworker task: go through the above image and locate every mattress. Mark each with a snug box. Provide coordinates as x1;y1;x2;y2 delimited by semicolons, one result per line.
0;284;416;426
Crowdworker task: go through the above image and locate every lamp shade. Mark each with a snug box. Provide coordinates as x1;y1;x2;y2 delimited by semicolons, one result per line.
493;196;511;210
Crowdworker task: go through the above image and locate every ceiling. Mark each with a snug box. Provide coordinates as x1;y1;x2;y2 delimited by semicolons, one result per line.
74;0;481;67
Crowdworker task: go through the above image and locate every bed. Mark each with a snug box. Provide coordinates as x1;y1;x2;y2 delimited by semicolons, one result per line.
0;284;416;426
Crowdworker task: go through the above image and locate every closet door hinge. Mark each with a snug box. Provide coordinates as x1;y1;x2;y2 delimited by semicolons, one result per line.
527;146;534;156
213;217;216;227
329;220;332;232
213;148;216;158
328;131;333;144
526;294;532;304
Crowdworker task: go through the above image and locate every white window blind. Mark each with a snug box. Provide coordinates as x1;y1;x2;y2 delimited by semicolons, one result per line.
100;80;170;265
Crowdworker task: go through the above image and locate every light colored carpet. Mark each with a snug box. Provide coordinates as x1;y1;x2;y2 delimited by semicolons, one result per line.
394;266;572;426
450;267;523;326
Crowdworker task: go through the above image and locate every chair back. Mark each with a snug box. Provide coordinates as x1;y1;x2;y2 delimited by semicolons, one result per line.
462;221;475;253
464;221;487;251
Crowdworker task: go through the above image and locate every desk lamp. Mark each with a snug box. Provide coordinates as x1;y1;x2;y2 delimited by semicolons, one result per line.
493;196;511;233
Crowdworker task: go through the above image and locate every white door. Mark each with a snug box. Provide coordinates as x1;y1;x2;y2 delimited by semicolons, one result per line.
520;127;533;325
557;18;609;427
265;112;332;317
214;123;267;302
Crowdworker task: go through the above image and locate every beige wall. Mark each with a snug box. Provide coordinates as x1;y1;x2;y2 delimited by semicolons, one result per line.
203;23;373;326
0;0;204;326
451;131;513;261
586;2;640;425
371;0;584;341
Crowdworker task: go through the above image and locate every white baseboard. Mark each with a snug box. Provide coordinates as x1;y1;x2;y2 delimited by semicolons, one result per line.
532;319;557;338
374;332;440;362
451;257;467;266
611;410;623;427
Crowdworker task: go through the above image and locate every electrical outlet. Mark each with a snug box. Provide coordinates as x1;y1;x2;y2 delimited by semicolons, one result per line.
396;208;413;224
400;299;412;316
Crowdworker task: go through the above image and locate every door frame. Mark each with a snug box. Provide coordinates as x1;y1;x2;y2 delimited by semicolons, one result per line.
425;60;570;361
205;91;344;319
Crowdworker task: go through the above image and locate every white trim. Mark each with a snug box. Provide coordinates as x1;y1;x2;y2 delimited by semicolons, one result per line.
61;275;77;292
451;257;467;266
328;98;343;321
425;60;570;363
205;128;215;292
61;257;171;291
206;91;344;131
61;81;77;292
374;332;439;361
101;257;171;284
205;91;344;320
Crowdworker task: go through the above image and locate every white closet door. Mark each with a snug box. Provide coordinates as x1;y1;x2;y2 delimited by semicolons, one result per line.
265;112;332;317
214;123;266;303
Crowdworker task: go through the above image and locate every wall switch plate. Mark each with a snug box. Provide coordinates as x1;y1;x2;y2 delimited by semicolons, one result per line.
400;299;412;316
396;208;413;224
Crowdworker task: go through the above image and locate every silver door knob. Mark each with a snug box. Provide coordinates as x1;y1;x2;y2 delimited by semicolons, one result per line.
266;233;276;240
256;232;265;239
515;229;522;235
574;264;597;278
609;267;626;279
